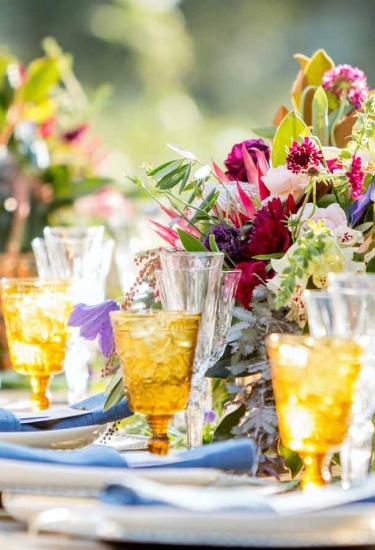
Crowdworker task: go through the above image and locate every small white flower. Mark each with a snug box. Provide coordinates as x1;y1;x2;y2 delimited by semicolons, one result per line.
194;164;211;180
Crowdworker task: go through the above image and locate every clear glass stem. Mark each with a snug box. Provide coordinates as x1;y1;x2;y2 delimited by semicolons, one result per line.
340;420;374;489
186;379;210;448
300;452;330;490
64;331;91;404
29;374;50;410
147;414;171;455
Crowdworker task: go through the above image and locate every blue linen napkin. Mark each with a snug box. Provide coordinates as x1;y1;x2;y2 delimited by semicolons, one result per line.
0;438;256;471
0;393;131;432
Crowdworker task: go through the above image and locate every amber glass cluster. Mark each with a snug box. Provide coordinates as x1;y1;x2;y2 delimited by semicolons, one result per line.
1;279;73;410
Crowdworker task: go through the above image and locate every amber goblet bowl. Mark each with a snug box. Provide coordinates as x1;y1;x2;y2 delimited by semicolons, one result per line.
111;309;200;455
0;278;73;410
267;334;362;490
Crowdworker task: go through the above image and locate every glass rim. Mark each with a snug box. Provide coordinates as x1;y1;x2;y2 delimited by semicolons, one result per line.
266;333;357;347
159;250;224;258
110;309;200;321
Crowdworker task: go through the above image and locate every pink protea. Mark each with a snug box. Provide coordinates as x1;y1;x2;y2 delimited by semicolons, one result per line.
286;137;323;174
346;154;364;200
322;64;368;109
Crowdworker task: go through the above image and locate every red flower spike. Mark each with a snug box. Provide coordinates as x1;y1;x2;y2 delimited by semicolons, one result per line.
236;181;256;219
257;170;270;201
241;144;258;183
212;161;230;183
148;220;179;247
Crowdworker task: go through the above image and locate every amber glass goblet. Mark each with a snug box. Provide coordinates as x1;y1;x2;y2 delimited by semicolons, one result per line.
0;278;73;410
111;310;200;455
267;334;362;490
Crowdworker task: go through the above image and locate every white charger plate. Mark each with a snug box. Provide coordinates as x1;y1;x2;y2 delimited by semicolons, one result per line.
0;424;106;449
23;502;375;547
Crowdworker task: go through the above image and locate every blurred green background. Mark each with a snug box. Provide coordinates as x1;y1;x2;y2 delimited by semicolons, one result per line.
1;0;373;175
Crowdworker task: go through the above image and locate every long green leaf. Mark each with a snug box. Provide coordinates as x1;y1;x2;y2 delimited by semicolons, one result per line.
147;160;179;177
209;234;220;252
157;165;188;190
271;112;310;167
104;371;124;411
177;228;207;252
178;163;191;193
312;87;329;145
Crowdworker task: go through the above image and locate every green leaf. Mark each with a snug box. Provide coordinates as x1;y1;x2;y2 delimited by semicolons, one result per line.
304;49;334;86
279;442;303;478
156;165;188;190
22;57;60;103
271;111;310;167
312;87;329;145
213;404;246;441
104;371;124;411
147;160;179;177
178;163;191;193
366;256;375;273
252;126;276;139
317;193;337;208
176;228;207;252
252;252;284;260
209;234;220;252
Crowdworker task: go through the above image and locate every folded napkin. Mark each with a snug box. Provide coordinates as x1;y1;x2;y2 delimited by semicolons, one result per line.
0;438;256;471
0;393;131;432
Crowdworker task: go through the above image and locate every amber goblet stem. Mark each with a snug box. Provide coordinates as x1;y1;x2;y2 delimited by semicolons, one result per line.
300;452;331;490
29;374;51;410
147;415;172;455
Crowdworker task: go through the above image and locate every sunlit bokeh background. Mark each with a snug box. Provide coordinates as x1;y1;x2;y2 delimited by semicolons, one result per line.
0;0;373;289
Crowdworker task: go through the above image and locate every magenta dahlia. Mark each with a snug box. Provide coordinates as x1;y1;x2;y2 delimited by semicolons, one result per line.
322;64;368;110
286;137;323;174
346;154;364;200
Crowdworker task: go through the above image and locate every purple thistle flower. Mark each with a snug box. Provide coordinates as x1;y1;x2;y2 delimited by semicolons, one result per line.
203;221;244;260
69;300;119;357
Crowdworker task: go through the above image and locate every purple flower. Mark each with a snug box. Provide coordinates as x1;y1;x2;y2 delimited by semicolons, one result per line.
203;222;244;260
69;300;119;357
350;180;375;225
224;139;269;182
322;64;368;109
204;410;217;424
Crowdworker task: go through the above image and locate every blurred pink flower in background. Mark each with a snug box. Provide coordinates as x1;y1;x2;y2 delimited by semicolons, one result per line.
75;187;135;224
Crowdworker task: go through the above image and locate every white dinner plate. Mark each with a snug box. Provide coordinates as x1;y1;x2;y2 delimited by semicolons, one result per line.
24;502;375;547
0;424;106;449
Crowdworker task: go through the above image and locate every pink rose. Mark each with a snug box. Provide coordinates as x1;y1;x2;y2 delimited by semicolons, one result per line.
262;166;309;202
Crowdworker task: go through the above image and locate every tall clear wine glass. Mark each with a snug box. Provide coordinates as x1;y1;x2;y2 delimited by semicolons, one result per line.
156;256;240;447
327;273;375;487
158;251;223;447
32;226;113;403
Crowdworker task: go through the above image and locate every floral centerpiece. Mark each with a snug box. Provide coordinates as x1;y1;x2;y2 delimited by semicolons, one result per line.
72;49;375;474
0;37;114;257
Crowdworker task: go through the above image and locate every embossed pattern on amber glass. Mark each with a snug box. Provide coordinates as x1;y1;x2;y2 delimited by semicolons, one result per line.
0;279;73;410
111;310;200;455
267;334;362;490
